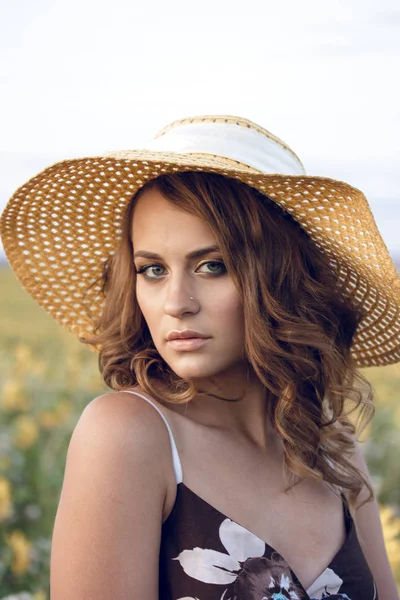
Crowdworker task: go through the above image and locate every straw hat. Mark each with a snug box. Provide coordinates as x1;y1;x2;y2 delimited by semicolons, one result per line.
1;114;399;367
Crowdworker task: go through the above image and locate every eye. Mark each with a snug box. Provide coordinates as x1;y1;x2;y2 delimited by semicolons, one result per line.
197;260;226;275
135;260;226;281
135;263;165;279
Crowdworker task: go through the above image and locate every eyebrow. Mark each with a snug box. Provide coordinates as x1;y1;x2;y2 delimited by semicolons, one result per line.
133;245;221;261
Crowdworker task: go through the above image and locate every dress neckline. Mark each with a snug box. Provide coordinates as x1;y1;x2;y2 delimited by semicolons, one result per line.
173;481;354;598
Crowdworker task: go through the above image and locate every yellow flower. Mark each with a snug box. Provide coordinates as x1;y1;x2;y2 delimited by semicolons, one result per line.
13;415;39;449
0;475;13;521
13;343;47;377
54;399;73;424
33;591;47;600
15;342;33;366
37;399;74;429
4;529;32;575
37;410;62;430
1;380;31;411
379;504;400;568
11;343;37;381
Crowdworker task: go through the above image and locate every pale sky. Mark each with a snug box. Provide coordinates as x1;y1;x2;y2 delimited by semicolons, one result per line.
1;0;399;258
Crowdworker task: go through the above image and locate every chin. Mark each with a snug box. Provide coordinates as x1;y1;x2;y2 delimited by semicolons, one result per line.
167;357;239;382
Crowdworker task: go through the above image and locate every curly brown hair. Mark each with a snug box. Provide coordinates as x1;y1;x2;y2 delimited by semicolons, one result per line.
82;171;375;511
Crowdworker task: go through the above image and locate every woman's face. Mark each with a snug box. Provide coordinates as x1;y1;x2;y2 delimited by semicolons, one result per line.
131;186;246;382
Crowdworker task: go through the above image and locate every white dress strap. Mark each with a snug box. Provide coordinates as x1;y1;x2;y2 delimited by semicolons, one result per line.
121;390;183;485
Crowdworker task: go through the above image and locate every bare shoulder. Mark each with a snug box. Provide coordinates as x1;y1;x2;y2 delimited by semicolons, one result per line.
73;386;177;515
71;388;176;490
50;388;173;599
82;385;174;436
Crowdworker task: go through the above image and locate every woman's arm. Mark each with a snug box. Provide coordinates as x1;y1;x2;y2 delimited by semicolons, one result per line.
50;393;171;599
343;434;399;599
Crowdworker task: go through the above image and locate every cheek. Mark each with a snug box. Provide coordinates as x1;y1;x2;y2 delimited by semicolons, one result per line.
213;292;245;336
136;287;158;329
135;288;146;318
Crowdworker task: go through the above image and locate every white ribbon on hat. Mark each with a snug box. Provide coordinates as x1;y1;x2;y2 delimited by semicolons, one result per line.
145;121;306;176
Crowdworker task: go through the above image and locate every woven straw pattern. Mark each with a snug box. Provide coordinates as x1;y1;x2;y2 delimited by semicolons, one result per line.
1;151;399;367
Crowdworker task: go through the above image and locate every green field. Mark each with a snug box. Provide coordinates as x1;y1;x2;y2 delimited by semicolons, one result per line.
0;265;399;597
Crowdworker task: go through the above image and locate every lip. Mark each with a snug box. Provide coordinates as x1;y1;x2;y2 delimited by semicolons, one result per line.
166;329;209;341
167;337;210;351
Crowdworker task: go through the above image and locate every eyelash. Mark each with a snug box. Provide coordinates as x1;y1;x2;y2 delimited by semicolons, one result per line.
135;260;227;280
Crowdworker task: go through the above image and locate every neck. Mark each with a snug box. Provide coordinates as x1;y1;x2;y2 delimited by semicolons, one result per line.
174;365;277;452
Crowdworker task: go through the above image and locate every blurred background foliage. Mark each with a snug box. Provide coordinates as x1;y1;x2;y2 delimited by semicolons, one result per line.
0;265;399;598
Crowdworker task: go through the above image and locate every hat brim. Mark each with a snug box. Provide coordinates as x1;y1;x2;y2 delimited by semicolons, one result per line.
1;149;399;367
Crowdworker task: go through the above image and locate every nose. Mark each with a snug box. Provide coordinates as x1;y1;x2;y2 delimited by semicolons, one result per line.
163;276;199;319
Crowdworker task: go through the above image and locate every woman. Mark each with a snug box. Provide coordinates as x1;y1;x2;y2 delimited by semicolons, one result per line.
1;115;399;599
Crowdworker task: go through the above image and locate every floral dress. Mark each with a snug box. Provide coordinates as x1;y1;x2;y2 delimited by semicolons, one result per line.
122;392;378;600
159;482;378;600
